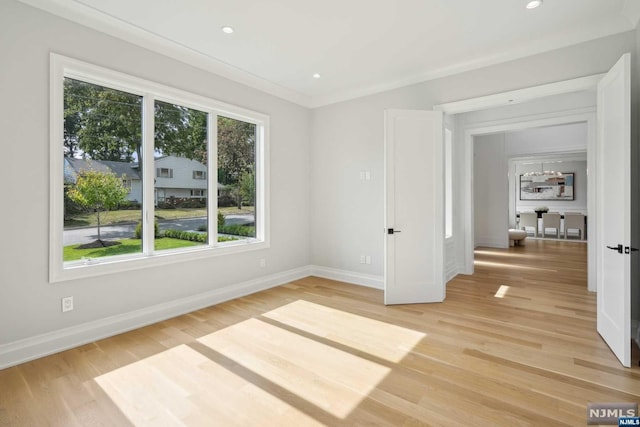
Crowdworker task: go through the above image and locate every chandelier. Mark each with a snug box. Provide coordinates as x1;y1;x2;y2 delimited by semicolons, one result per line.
522;162;563;177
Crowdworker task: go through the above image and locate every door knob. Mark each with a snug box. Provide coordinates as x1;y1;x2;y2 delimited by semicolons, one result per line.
606;244;623;254
387;228;402;235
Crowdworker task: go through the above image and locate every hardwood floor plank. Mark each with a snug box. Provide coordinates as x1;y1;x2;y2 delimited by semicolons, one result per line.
1;240;638;425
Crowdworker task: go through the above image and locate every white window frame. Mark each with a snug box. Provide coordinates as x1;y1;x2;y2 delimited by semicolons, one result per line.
193;170;206;180
50;54;270;283
190;189;206;197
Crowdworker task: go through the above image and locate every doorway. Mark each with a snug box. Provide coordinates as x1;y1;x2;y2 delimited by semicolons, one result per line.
437;88;598;292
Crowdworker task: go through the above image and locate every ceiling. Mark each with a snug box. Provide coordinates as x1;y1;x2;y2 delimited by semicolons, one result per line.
20;0;639;107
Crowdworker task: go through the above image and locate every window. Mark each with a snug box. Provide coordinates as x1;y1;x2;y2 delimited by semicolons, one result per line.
157;168;173;178
445;128;453;239
218;115;257;239
51;54;269;282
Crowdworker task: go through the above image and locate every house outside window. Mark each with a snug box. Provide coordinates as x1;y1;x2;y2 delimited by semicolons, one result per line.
51;54;269;282
157;168;173;178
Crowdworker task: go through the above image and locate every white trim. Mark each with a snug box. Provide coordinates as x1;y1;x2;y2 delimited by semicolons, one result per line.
0;265;389;369
461;109;597;291
445;238;458;282
19;0;311;107
435;75;605;115
17;1;633;108
309;265;384;290
310;50;615;108
51;53;270;282
0;266;312;370
435;73;602;290
475;237;509;249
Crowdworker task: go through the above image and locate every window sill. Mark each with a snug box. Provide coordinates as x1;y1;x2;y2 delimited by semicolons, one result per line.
51;239;268;283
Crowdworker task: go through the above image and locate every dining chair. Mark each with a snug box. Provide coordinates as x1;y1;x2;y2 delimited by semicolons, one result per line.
519;212;538;237
564;212;585;240
541;213;561;238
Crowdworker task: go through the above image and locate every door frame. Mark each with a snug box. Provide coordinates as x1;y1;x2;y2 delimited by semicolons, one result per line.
462;111;597;292
435;74;603;293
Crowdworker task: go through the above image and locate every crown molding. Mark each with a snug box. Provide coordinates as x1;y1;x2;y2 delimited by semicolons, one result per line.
19;0;635;110
18;0;312;107
310;22;631;108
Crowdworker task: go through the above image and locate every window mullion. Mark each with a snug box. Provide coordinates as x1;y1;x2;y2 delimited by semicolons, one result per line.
142;94;156;255
208;113;218;247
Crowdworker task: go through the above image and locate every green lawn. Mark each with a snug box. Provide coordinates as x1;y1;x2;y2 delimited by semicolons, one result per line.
63;238;201;261
64;206;254;228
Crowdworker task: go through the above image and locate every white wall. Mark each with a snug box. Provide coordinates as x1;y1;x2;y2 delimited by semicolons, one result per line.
474;134;508;248
0;1;310;365
505;122;588;156
311;30;634;280
507;123;589;222
470;124;587;247
1;0;638;367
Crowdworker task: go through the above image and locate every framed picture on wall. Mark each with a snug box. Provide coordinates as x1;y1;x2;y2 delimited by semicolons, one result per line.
520;172;574;201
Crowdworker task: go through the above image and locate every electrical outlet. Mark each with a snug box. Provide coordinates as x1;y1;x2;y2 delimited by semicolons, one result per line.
365;255;371;265
62;296;74;312
259;258;266;268
360;255;366;264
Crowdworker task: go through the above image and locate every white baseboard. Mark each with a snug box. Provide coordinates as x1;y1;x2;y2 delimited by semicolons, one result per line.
309;265;384;290
445;264;458;282
475;236;508;248
0;266;311;370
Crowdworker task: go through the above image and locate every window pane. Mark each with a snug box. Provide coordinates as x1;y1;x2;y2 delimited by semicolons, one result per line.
154;101;208;250
218;116;256;240
63;78;143;262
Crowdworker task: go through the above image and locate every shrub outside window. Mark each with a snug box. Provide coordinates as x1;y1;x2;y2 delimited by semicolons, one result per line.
51;54;269;282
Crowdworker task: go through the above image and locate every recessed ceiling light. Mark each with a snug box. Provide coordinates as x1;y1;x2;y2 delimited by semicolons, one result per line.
221;26;234;34
526;0;542;9
313;73;321;79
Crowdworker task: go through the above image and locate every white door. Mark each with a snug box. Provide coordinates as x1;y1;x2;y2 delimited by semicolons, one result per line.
596;53;631;367
384;109;445;305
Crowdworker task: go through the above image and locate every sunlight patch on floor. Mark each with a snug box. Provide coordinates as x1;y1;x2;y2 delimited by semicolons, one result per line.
262;299;426;363
95;300;429;424
96;344;324;426
197;317;390;418
474;259;556;272
494;285;510;298
474;250;526;258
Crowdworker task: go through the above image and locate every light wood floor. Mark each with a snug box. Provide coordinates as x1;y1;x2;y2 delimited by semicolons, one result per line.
1;240;639;426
